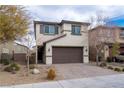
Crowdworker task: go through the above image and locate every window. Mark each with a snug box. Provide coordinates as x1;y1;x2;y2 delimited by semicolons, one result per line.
120;30;124;37
72;25;81;35
44;25;58;35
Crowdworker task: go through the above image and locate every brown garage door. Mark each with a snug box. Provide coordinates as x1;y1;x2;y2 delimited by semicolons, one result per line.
14;53;26;64
52;47;83;64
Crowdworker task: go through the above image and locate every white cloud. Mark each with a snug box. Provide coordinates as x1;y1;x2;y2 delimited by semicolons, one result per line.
26;5;124;22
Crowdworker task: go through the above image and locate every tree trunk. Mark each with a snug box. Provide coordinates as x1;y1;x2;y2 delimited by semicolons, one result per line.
27;49;30;76
112;57;115;62
96;51;99;66
35;45;38;68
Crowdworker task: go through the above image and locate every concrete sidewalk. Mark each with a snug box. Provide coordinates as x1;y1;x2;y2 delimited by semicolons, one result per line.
3;74;124;88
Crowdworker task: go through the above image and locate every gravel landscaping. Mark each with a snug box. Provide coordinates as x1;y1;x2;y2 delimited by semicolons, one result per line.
107;62;124;67
0;63;120;86
0;64;63;86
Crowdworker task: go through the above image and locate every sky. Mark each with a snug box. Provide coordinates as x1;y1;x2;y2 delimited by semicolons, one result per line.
107;15;124;27
26;5;124;26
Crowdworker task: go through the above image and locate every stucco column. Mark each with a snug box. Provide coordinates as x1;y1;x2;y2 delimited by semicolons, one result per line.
45;45;52;65
83;46;89;63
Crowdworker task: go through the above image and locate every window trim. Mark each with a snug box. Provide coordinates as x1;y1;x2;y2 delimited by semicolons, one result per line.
71;25;81;35
42;24;59;35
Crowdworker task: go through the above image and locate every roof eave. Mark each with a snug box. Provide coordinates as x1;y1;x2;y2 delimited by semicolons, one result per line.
43;34;66;44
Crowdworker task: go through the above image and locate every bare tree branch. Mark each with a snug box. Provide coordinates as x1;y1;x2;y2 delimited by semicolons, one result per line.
89;11;116;65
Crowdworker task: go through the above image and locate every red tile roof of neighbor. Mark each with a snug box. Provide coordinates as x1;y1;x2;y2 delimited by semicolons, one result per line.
89;25;123;31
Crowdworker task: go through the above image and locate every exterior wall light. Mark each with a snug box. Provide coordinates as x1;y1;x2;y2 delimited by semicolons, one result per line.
101;49;104;53
48;48;50;52
85;47;88;52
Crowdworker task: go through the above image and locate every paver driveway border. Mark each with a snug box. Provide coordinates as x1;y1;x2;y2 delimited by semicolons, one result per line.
2;74;124;88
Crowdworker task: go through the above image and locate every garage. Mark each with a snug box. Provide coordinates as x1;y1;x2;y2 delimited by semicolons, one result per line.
14;53;26;64
52;47;83;64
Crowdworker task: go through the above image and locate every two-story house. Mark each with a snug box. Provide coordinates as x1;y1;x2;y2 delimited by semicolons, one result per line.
34;20;90;64
89;25;124;61
109;26;124;57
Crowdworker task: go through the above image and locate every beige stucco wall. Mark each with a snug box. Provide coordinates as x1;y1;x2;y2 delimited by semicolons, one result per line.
36;24;61;46
45;23;89;64
14;44;28;53
0;42;28;60
31;46;36;54
89;27;124;61
0;42;27;56
36;23;88;46
62;23;88;33
89;27;116;47
115;29;124;43
104;45;109;60
104;29;124;60
35;22;89;64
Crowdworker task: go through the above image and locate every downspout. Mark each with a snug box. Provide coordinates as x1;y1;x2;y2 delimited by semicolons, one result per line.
96;50;99;66
34;21;38;65
35;44;38;64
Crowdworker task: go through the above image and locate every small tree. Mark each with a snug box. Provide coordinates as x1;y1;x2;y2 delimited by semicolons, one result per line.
111;42;120;62
89;11;115;65
17;30;35;75
0;5;30;43
0;5;30;62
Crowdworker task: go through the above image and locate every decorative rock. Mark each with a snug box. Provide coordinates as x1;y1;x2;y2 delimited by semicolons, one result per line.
32;68;40;74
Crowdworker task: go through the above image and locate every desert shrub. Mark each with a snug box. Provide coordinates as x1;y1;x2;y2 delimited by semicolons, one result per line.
47;68;56;80
106;57;112;62
10;63;20;71
122;68;124;72
99;62;107;67
29;54;36;64
29;64;36;69
107;66;114;70
4;66;12;72
4;63;20;72
114;68;121;72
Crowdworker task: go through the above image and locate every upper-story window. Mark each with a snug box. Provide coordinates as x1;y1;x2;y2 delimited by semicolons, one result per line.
71;25;81;35
40;25;58;35
120;30;124;37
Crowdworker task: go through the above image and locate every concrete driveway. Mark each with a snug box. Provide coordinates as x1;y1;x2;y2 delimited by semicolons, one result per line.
53;63;119;80
6;74;124;88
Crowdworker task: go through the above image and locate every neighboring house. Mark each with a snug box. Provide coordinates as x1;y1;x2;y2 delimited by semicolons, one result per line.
34;20;90;64
89;25;124;61
0;41;28;64
31;46;36;54
109;26;124;57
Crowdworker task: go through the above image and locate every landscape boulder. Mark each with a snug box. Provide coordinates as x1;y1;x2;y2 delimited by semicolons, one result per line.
32;68;40;74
